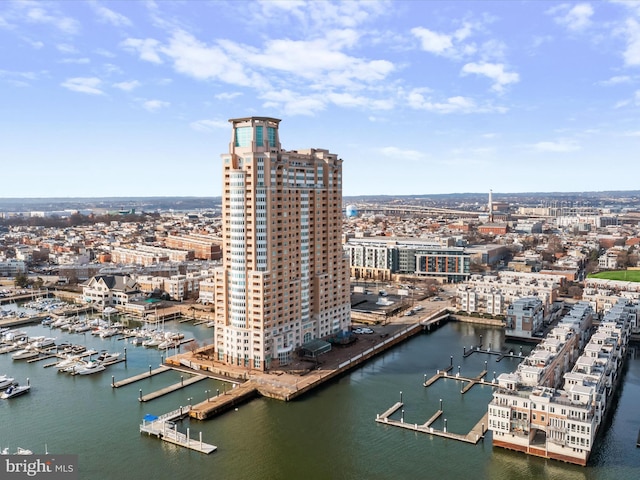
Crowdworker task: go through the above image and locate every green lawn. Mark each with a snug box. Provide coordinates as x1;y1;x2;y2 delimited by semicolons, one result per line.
588;270;640;282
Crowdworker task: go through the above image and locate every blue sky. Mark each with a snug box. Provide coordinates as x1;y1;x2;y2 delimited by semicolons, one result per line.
1;0;639;198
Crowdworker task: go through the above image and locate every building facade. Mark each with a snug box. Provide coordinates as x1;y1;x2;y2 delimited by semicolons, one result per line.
489;300;634;466
212;117;351;371
344;237;470;283
505;297;544;339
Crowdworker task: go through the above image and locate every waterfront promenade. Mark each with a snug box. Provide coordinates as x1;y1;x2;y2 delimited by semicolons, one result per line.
161;304;456;420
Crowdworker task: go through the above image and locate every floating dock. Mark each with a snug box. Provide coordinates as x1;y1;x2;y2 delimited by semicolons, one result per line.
140;407;216;454
375;403;487;444
112;366;171;388
139;374;207;402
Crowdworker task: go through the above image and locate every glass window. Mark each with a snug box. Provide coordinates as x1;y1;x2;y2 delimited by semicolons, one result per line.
235;127;251;147
256;126;263;146
267;127;276;147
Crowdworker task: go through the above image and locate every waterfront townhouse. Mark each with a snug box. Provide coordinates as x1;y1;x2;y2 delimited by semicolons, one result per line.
82;274;140;308
505;297;544;339
489;300;634;466
456;272;559;316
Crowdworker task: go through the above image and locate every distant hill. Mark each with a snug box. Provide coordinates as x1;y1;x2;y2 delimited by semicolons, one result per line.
1;189;639;213
0;197;221;213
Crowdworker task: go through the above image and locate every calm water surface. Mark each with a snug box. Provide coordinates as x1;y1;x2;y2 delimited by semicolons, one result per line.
1;315;639;480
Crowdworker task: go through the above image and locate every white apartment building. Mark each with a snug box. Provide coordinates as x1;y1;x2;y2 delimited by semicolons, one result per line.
212;117;351;371
457;272;559;316
489;300;633;466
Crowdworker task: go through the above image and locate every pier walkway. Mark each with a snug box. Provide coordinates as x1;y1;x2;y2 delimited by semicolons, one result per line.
112;366;171;388
139;374;207;402
140;407;216;454
375;402;487;444
190;381;260;420
423;369;495;393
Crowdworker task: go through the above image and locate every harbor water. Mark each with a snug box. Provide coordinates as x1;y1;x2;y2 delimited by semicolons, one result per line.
1;313;639;479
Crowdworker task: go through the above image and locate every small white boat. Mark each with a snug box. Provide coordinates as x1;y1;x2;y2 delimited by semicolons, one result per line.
73;361;106;376
1;384;30;399
158;340;179;350
11;348;39;360
30;337;56;349
95;351;121;365
142;335;163;348
99;328;118;338
1;447;33;455
0;375;15;389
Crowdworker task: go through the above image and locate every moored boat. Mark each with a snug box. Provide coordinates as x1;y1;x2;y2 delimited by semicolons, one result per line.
72;361;106;376
11;348;40;360
1;383;30;399
0;375;15;389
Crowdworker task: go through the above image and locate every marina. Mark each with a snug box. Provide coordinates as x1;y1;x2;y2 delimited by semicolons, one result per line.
0;306;639;478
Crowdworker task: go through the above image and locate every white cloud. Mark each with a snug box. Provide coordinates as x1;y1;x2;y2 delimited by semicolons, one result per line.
548;3;593;32
461;62;520;92
215;92;242;101
113;80;141;91
326;92;393;110
234;32;394;88
60;58;90;64
102;63;123;75
162;31;254;85
95;48;116;58
26;7;79;34
379;146;427;162
61;77;104;95
91;2;132;27
407;89;506;114
622;18;640;67
261;89;325;116
532;139;581;152
411;27;454;55
120;38;163;64
597;75;632;86
252;0;388;32
56;43;77;54
411;21;481;59
142;99;170;112
622;130;640;137
190;119;229;132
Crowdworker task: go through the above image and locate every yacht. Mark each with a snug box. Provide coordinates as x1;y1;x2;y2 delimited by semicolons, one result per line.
158;339;179;350
0;375;15;389
95;351;121;365
72;361;106;376
30;337;56;349
11;348;39;360
1;383;30;399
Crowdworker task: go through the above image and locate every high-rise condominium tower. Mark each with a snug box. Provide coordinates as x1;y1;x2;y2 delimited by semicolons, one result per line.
213;117;351;371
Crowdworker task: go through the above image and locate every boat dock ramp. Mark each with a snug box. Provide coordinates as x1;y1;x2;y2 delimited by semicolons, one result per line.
140;407;216;454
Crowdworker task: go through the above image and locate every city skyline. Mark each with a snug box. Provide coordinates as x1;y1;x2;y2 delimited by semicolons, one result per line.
1;0;640;198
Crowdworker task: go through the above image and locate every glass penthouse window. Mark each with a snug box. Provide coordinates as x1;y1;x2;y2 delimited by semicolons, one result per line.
235;127;252;147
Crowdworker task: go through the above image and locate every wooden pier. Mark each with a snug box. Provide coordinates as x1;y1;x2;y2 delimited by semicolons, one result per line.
189;381;259;420
423;369;495;393
375;402;487;444
112;366;171;388
140;407;217;454
139;374;207;402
